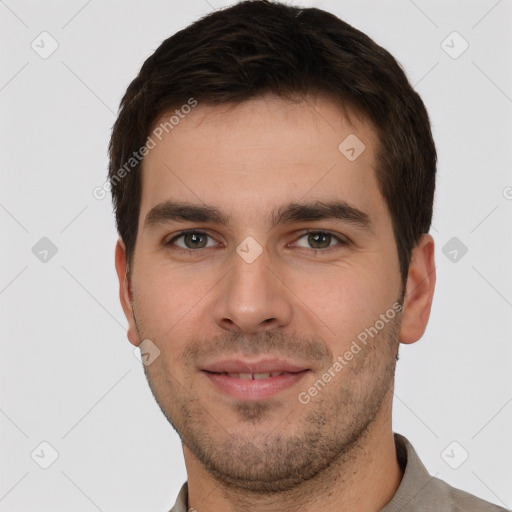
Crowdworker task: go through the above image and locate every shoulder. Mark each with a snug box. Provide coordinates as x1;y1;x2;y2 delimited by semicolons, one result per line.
381;434;509;512
168;481;188;512
420;474;509;512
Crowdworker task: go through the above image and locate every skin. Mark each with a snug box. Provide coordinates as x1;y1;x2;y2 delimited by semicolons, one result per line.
115;93;436;512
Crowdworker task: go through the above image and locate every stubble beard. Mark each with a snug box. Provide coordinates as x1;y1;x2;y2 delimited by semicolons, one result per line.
140;314;400;495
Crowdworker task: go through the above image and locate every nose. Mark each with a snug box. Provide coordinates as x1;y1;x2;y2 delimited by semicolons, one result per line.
211;246;293;334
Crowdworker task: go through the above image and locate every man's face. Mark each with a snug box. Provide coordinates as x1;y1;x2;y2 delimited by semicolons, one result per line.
117;94;406;491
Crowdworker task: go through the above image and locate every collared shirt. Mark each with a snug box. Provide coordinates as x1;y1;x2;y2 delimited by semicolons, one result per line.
169;433;509;511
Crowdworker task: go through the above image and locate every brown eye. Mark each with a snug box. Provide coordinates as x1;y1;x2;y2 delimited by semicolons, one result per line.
183;232;208;249
294;231;347;250
167;231;215;250
307;232;332;249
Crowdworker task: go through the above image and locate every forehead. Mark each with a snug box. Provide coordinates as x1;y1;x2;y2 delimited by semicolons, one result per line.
139;93;384;228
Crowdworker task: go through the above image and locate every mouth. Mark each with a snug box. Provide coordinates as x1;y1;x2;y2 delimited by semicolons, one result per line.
205;371;302;379
200;359;311;400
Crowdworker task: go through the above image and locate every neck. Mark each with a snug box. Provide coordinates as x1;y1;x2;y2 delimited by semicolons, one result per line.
183;392;402;512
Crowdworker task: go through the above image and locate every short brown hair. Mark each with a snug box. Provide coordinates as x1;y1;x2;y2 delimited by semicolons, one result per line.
108;0;436;284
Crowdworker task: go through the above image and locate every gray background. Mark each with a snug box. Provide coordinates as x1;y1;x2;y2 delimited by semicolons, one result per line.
1;0;511;510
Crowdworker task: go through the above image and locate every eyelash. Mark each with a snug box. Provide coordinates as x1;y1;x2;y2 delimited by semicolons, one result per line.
164;229;349;254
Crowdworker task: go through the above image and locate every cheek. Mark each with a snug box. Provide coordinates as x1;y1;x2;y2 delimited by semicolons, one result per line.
297;263;398;349
132;260;216;348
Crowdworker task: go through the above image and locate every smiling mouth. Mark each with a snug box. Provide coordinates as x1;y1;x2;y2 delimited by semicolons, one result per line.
201;369;310;400
205;371;306;379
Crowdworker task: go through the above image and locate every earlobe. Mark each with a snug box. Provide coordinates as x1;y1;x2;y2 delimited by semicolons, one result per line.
399;234;436;345
114;238;141;347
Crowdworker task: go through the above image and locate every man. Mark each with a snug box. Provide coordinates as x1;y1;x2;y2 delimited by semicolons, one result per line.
109;1;508;510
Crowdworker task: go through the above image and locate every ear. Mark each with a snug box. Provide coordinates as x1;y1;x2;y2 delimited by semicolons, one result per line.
114;238;142;347
399;233;436;345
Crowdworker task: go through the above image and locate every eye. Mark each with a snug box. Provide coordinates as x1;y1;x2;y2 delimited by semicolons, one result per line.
293;230;348;250
166;230;218;250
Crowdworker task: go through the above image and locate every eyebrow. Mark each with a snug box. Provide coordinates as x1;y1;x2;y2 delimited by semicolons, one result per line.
143;199;373;232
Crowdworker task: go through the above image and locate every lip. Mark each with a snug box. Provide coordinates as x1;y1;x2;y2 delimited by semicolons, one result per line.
201;358;310;401
202;358;309;374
